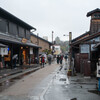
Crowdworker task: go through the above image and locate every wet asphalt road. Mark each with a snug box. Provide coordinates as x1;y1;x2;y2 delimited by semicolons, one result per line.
44;63;100;100
0;61;100;100
0;62;59;100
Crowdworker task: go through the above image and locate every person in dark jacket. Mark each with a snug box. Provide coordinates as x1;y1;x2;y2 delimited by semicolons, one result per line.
60;55;63;64
64;55;67;62
57;55;60;64
48;54;52;65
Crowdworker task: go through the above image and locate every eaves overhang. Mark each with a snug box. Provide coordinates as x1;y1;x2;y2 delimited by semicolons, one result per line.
71;32;100;46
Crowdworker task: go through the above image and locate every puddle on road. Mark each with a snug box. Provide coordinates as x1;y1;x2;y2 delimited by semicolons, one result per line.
0;79;15;92
53;73;69;85
59;78;66;81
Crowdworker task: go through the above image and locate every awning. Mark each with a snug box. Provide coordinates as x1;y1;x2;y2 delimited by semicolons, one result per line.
0;33;41;48
0;43;7;47
93;42;100;48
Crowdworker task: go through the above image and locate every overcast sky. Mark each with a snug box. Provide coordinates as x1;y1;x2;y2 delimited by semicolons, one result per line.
0;0;100;41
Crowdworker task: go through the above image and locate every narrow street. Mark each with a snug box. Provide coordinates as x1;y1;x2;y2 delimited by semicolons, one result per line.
0;61;100;100
0;1;100;100
0;62;59;100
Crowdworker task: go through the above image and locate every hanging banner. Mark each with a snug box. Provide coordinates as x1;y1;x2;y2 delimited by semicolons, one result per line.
0;47;8;56
30;47;33;54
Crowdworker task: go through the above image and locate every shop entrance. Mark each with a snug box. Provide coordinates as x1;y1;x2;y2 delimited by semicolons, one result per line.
22;47;29;65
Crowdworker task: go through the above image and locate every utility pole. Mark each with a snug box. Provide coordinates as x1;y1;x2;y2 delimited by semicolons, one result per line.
63;32;72;75
52;31;54;55
69;32;72;75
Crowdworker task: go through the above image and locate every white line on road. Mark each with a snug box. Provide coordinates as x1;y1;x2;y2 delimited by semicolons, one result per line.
39;80;53;100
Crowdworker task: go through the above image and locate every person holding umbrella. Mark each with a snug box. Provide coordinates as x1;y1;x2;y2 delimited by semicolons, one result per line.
48;54;52;65
41;55;45;67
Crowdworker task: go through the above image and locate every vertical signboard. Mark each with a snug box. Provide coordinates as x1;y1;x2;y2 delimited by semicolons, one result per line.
30;47;33;54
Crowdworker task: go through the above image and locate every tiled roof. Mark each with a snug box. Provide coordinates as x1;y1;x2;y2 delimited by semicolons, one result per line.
0;7;36;30
31;33;53;45
0;32;40;48
87;8;100;17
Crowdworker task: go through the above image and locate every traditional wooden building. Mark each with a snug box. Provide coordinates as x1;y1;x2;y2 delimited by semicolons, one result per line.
71;8;100;76
0;8;40;69
31;33;53;54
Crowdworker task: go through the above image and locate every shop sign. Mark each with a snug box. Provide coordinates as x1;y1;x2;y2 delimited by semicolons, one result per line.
22;38;27;43
30;47;33;54
0;47;8;56
80;44;89;53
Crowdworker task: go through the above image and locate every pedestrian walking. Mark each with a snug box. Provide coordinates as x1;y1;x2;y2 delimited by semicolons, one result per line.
64;54;67;62
34;57;38;64
48;54;52;65
20;54;24;65
12;54;18;68
60;55;63;64
41;56;45;67
57;55;60;64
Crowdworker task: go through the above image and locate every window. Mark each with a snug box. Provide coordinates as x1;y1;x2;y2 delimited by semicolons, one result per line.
94;13;100;18
18;26;25;38
6;21;9;33
9;22;18;36
0;17;6;33
26;30;30;39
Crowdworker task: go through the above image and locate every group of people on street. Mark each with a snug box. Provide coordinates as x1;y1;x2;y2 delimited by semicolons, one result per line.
38;53;68;68
56;54;63;64
40;54;53;67
56;54;68;64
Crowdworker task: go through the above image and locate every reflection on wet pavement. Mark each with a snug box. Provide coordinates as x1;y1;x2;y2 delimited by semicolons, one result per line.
44;64;100;100
0;62;100;100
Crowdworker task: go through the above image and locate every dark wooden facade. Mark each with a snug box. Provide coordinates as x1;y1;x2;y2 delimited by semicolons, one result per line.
0;8;39;69
71;8;100;76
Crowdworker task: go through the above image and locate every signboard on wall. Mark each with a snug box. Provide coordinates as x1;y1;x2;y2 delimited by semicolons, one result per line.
80;44;89;53
0;47;8;56
30;47;33;54
22;38;27;43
